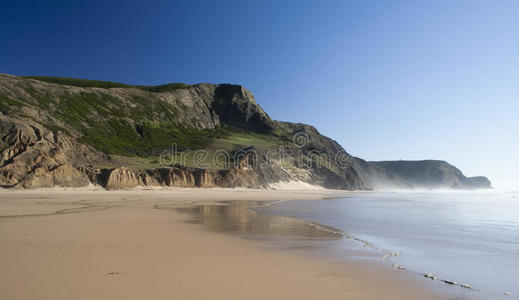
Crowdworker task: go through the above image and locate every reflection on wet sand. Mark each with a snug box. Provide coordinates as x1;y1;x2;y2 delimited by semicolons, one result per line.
177;200;344;239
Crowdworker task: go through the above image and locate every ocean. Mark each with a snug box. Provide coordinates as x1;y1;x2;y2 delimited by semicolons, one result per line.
255;190;519;299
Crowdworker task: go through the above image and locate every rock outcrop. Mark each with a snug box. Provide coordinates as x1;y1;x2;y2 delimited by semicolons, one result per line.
211;84;275;133
0;112;108;188
21;164;91;188
100;167;144;190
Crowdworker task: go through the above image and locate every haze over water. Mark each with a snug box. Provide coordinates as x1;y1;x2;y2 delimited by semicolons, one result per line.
256;190;519;299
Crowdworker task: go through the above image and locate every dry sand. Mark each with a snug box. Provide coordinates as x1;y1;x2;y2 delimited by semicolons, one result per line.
0;188;458;299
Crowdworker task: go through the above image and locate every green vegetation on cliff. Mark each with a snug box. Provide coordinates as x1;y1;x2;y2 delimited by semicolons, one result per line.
22;76;190;92
0;95;24;114
1;77;290;158
78;122;232;156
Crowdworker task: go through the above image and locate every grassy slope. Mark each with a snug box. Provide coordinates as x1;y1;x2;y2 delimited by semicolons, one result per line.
0;94;24;114
96;128;291;170
3;80;217;156
1;76;292;169
21;76;190;92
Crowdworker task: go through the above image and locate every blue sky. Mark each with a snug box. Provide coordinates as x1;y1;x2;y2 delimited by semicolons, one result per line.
1;0;518;187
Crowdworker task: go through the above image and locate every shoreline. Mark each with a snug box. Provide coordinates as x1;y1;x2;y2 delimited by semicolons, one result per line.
175;195;486;299
0;188;465;299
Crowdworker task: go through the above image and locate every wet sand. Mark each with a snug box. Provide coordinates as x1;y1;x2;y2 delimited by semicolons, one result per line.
1;188;457;299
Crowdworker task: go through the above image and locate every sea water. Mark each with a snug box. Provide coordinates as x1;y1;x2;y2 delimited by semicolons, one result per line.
255;190;519;299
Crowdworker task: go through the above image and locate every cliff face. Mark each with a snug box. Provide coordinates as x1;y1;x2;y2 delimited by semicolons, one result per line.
0;74;491;190
0;112;108;188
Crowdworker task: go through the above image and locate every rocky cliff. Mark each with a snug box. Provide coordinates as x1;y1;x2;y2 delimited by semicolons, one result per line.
0;74;491;190
368;160;492;189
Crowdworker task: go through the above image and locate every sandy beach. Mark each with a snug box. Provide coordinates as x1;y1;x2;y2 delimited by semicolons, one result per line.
0;188;454;299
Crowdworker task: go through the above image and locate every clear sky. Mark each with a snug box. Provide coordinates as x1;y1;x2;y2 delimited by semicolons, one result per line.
1;0;518;188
